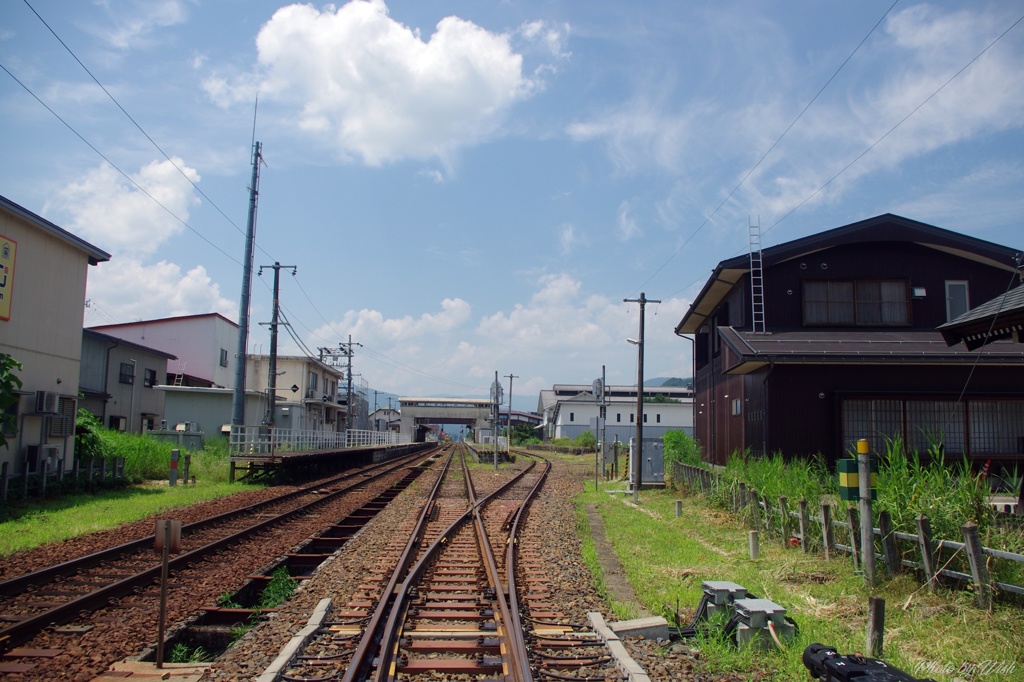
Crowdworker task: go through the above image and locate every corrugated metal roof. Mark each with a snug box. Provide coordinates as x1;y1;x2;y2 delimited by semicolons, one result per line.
717;327;1023;374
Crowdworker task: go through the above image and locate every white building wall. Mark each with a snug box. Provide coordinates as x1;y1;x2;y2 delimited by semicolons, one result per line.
89;314;239;387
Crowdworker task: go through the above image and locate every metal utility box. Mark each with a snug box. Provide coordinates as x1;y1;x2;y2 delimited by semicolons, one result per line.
732;598;795;649
701;580;747;618
628;437;665;488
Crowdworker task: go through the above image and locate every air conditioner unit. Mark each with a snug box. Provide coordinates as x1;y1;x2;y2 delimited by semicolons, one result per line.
41;444;60;469
35;391;57;414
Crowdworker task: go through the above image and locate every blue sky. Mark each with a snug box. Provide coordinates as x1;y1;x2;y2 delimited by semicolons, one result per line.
2;0;1022;410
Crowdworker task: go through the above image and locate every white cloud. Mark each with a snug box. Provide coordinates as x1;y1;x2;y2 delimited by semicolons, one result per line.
209;0;538;167
46;158;200;256
617;200;641;240
87;257;234;321
90;0;190;50
44;157;234;324
558;223;583;254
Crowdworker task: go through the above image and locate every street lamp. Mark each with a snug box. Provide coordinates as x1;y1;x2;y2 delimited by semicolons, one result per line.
624;292;659;503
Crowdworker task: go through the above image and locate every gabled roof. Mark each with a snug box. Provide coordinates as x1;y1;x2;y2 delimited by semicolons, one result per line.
675;214;1021;335
89;312;237;331
938;284;1024;350
83;329;177;360
716;327;1022;375
1;194;110;265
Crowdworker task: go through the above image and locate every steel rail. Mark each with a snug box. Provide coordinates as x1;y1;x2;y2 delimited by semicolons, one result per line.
340;444;459;682
505;452;552;674
464;450;535;682
0;449;426;599
341;443;538;682
0;447;438;653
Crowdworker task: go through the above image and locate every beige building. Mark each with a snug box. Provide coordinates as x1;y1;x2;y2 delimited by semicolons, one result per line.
0;195;110;474
246;355;347;432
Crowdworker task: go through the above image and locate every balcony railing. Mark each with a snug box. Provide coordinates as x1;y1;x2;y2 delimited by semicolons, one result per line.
230;425;410;456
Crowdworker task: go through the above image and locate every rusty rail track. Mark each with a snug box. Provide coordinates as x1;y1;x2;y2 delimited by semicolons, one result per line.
277;442;546;682
0;448;434;653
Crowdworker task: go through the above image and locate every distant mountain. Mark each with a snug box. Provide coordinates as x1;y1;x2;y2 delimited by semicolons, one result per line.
645;376;692;387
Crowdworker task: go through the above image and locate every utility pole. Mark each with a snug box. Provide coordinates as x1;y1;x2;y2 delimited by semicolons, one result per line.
624;292;660;503
232;141;262;427
258;262;295;426
505;373;518;454
341;335;362;430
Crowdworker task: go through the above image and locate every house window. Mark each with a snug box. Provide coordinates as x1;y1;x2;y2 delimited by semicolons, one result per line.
945;281;969;321
143;368;157;387
803;280;909;326
630;413;635;423
643;413;648;423
109;415;127;431
569;412;574;422
308;371;318;391
656;414;661;424
732;399;742;416
119;362;135;384
616;413;621;423
219;348;229;367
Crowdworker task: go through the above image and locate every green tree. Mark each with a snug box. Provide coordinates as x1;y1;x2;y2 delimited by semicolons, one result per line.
507;423;540;445
0;353;23;449
75;409;105;462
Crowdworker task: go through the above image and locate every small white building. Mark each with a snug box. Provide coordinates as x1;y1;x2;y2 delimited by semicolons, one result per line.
537;383;693;443
89;313;239;388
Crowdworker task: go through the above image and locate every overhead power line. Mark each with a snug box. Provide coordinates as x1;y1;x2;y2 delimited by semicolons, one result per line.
666;8;1024;301
631;0;902;298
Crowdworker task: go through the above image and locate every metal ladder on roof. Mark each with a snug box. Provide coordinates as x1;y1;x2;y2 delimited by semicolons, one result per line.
749;218;766;334
173;361;186;386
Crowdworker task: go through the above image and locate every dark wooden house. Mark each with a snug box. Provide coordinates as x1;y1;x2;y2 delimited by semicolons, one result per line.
674;214;1024;467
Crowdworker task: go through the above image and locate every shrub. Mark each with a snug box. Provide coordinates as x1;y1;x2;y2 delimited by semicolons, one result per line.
663;430;702;469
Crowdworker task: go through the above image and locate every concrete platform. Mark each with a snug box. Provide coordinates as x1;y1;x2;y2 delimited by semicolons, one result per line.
609;616;670;641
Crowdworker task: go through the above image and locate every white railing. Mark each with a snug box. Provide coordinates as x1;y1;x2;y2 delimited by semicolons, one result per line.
230;425;409;456
345;429;411;448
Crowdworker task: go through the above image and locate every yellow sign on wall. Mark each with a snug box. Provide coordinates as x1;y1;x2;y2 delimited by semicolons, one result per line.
0;235;16;321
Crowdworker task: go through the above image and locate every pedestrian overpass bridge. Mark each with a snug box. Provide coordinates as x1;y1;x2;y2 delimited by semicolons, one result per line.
399;397;495;441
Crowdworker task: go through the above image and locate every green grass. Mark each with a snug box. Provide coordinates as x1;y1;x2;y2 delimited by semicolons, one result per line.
578;483;1024;681
0;481;247;556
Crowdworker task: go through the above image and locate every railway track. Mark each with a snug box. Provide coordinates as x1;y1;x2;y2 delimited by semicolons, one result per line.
0;447;436;664
271;443;625;682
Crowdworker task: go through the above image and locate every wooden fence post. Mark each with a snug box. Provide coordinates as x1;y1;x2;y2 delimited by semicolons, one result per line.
916;515;936;592
749;488;761;528
821;502;834;560
778;496;791;547
962;522;991;610
847;506;861;570
867;596;885;658
798;498;809;553
878;510;899;579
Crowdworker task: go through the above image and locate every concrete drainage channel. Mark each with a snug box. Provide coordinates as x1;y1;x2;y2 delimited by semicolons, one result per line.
141;464;431;665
